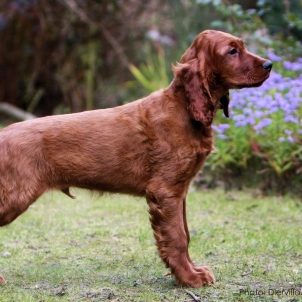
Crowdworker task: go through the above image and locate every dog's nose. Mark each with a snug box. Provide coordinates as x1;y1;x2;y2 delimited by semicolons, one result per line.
263;61;273;71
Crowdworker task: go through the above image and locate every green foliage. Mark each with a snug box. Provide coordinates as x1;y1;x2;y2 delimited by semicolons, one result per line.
78;42;101;110
196;0;264;34
206;57;302;194
1;0;301;116
256;0;302;58
128;47;171;94
196;0;302;59
257;0;302;37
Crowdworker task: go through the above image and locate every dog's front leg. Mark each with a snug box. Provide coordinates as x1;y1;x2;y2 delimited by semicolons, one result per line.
146;192;215;288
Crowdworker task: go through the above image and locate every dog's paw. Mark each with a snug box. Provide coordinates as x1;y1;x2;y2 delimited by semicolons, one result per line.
176;266;215;288
195;266;215;285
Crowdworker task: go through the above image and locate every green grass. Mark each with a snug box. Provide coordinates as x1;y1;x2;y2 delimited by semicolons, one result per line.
0;189;301;301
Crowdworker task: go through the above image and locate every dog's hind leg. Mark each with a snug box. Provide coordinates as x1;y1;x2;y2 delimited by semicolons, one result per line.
0;178;47;226
0;129;51;226
0;151;49;226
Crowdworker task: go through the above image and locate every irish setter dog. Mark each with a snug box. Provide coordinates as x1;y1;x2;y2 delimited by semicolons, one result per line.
0;30;272;287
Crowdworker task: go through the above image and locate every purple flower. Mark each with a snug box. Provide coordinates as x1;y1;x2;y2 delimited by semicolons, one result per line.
283;61;293;70
212;123;231;134
233;114;245;121
254;118;272;132
218;58;302;152
212;125;219;132
217;134;228;139
283;61;302;71
235;120;248;127
219;124;230;131
243;108;253;115
253;110;264;119
268;52;282;62
284;115;299;123
245;116;255;125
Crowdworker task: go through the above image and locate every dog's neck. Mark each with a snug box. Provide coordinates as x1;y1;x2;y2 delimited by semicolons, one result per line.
166;77;228;120
165;77;186;99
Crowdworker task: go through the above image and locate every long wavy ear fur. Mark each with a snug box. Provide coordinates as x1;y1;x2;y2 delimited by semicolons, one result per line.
172;39;215;127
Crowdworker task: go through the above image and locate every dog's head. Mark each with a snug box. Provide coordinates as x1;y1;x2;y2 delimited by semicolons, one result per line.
173;30;272;127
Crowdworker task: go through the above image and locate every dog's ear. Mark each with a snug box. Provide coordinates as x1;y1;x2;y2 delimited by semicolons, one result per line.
173;61;214;127
172;34;215;127
182;59;214;127
219;91;230;118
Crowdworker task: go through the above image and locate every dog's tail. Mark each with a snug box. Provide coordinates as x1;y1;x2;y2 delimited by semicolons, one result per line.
61;188;76;199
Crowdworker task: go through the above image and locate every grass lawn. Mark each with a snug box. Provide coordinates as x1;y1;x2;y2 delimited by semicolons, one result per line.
0;189;301;301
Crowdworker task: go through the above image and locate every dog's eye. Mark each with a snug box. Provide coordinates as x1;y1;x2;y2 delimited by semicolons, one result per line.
229;48;238;55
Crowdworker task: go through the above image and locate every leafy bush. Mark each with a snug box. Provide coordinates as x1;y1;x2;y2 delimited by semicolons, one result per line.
208;54;302;194
128;48;170;94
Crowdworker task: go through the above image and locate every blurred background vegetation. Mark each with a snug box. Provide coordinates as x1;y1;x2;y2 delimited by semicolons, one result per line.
0;0;301;194
0;0;301;116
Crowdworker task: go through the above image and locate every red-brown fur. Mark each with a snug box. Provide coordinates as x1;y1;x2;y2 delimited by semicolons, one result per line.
0;30;272;287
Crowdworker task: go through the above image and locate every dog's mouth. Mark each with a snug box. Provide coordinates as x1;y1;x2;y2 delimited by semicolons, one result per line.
236;72;270;89
236;80;265;89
